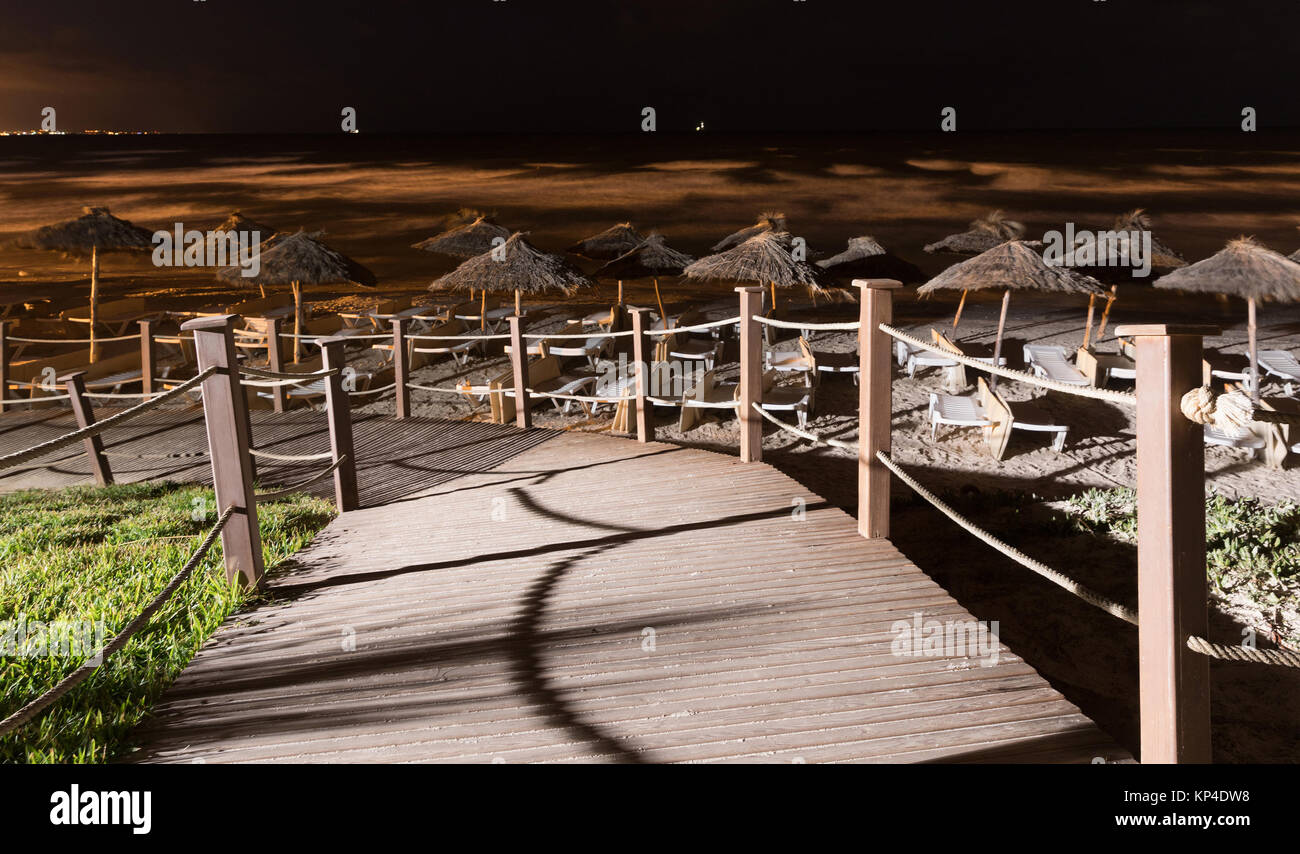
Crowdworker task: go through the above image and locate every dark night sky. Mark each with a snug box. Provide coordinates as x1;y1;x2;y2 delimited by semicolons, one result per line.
1;0;1297;134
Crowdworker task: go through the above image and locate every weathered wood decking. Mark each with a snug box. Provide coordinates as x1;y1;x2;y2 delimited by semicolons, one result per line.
122;424;1131;764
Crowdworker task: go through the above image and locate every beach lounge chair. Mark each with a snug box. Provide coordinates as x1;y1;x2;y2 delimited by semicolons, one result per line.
539;324;613;370
406;318;484;367
1258;350;1300;396
665;333;724;371
978;378;1069;458
679;369;739;431
1075;344;1136;387
1202;352;1256;393
489;355;597;421
255;369;375;410
814;349;859;384
928;392;991;440
760;370;814;429
765;336;817;379
1024;344;1089;387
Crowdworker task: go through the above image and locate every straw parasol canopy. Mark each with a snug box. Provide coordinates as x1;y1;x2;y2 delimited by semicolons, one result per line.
431;231;594;320
919;240;1104;382
207;211;279;283
567;222;645;261
595;233;694;321
710;211;787;253
412;215;511;259
924;210;1025;256
816;235;924;284
1109;209;1185;271
218;229;376;361
684;230;828;310
16;206;155;362
1155;237;1300;401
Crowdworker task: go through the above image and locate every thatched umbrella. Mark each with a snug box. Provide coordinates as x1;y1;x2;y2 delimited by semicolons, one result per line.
1154;237;1300;402
412;215;511;259
918;240;1104;387
218;229;377;362
594;234;694;323
710;211;787;253
567;222;645;261
1074;210;1187;345
683;230;827;312
816;235;924;284
430;232;593;327
16;206;154;362
208;211;278;296
924;211;1027;332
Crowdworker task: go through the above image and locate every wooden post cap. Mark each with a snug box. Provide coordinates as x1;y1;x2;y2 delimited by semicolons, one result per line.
56;370;87;382
315;335;348;347
181;314;241;332
852;279;904;290
734;286;765;293
1114;324;1221;337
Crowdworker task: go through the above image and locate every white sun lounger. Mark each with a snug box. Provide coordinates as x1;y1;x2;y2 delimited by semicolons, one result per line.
760;370;814;428
765;337;816;377
928;392;991;439
1204;425;1267;457
1258;350;1300;395
814;350;859;384
1023;344;1090;387
543;335;613;370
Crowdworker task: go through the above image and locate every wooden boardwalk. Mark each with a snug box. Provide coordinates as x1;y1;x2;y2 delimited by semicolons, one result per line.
124;426;1132;764
0;407;552;506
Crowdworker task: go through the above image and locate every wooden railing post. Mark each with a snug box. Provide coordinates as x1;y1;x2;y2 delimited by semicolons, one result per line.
630;307;652;443
855;279;902;539
508;315;532;429
181;314;265;588
737;286;765;462
392;318;410;420
320;337;360;512
266;317;287;413
61;371;113;486
139;319;156;396
1117;323;1215;764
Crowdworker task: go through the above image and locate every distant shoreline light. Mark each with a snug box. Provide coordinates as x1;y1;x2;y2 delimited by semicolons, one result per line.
0;130;161;136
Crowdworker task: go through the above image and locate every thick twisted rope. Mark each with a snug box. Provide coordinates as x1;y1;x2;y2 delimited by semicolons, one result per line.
238;365;339;382
348;382;397;397
5;332;143;344
1186;635;1300;667
754;317;862;332
248;448;335;463
751;403;855;448
0;394;72;405
254;455;347;502
873;450;1140;625
879;324;1138;406
1180;386;1300;429
0;505;235;738
0;367;215;473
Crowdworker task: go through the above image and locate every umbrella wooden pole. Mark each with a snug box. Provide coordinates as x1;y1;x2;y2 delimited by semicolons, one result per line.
990;289;1011;391
951;289;968;335
653;278;667;327
480;289;486;332
292;281;304;363
88;246;100;364
1082;294;1097;350
770;280;778;313
1248;297;1259;403
617;280;623;306
515;288;521;316
1095;285;1119;341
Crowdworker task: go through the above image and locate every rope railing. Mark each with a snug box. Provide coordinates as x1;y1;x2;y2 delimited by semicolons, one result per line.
878;323;1139;406
248;448;335;463
754;317;862;332
4;332;143;345
0;504;235;738
749;402;1140;625
0;393;72;405
0;367;215;474
646;316;743;337
1186;635;1300;668
348;381;397;397
238;365;339;382
254;455;348;502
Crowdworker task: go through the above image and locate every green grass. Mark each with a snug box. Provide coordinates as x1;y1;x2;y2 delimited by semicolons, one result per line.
1060;487;1300;645
0;482;334;763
